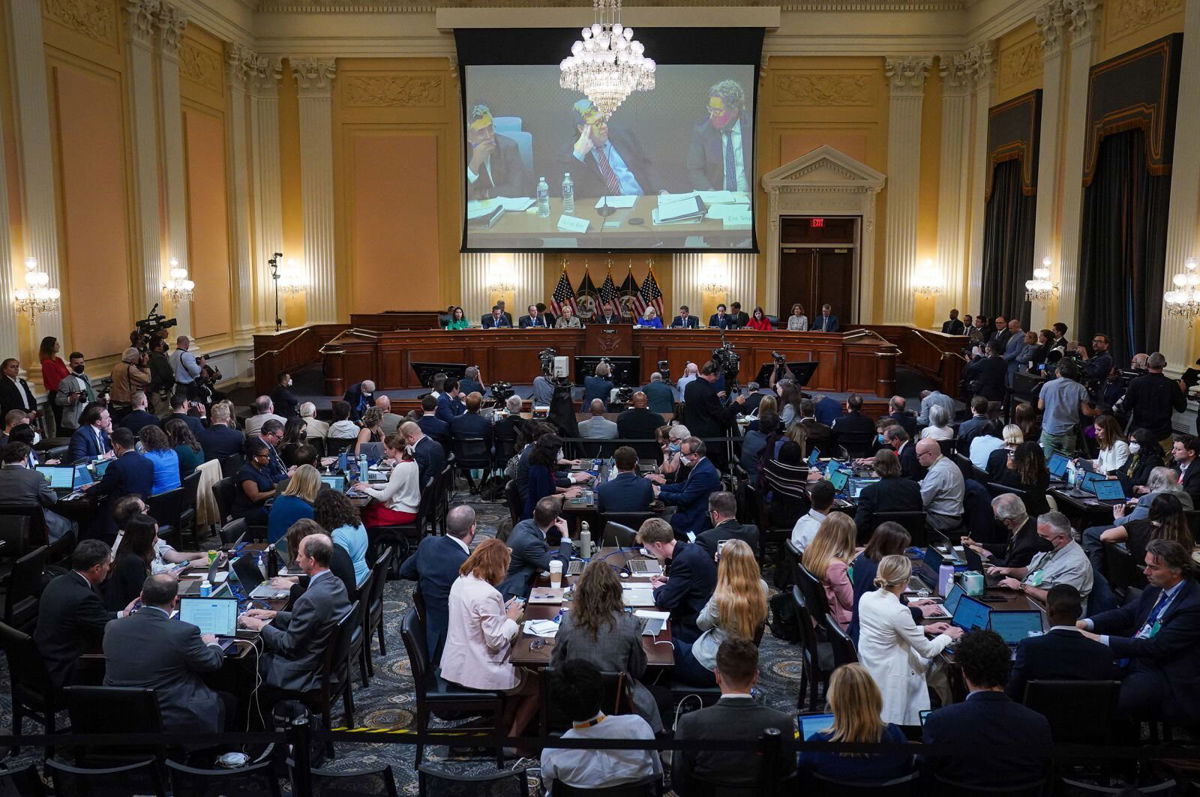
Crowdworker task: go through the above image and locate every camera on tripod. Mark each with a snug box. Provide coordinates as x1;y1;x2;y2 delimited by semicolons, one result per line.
490;381;515;402
656;359;671;382
712;338;741;389
132;304;177;350
771;351;787;367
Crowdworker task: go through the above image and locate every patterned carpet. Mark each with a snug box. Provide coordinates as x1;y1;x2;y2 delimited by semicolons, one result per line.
0;488;808;794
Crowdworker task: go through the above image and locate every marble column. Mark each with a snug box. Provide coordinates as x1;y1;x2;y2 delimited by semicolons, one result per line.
250;56;284;331
125;0;163;315
965;42;996;313
292;58;339;324
0;97;18;360
937;52;973;319
1159;0;1200;374
7;0;64;346
1030;0;1068;331
1056;0;1100;337
226;45;255;337
157;2;191;331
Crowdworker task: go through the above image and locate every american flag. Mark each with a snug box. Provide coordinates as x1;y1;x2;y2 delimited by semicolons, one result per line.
599;270;620;307
551;269;577;318
634;266;664;318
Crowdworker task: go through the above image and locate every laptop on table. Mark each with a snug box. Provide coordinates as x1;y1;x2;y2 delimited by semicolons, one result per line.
989;609;1046;648
1090;479;1127;503
179;556;223;596
923;582;967;620
178;597;239;654
231;554;290;600
950;594;991;631
1047;452;1070;482
36;466;75;491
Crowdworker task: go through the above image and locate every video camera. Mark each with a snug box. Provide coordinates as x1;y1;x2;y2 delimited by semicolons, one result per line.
538;348;556;377
132;304;177;350
771;351;787;367
712;335;741;390
657;359;671;382
490;381;515;403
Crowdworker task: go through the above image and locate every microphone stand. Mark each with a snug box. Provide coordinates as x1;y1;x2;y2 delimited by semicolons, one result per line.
596;195;616;218
268;252;284;332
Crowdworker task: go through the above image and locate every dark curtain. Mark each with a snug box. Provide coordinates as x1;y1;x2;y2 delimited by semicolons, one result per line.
980;159;1036;328
1078;129;1171;365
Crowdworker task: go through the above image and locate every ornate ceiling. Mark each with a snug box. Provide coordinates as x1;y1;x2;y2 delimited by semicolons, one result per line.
254;0;969;12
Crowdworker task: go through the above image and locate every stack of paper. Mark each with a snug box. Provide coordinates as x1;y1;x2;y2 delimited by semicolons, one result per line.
595;195;638;209
651;195;707;226
621;587;657;607
523;620;560;638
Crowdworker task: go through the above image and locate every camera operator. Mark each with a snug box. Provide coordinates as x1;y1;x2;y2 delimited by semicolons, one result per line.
109;347;150;422
683;360;745;442
169;336;205;402
146;337;175;418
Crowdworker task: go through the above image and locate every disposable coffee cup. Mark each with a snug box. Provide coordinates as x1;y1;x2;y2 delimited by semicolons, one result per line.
549;560;563;588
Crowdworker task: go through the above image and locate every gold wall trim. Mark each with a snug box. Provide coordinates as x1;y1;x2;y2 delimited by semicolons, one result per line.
343;75;444;107
997;35;1042;95
42;0;117;48
180;38;225;95
1107;0;1184;40
772;73;875;106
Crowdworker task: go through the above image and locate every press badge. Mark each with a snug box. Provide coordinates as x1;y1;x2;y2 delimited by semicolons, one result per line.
1027;570;1045;587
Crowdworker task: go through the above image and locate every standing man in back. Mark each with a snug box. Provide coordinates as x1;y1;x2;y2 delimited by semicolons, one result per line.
400;505;475;664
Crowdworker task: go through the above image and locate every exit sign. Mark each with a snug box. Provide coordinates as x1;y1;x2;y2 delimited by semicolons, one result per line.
810;218;825;228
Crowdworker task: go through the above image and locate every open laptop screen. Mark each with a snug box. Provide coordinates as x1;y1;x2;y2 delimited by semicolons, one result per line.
943;583;966;616
36;466;74;489
1092;479;1125;501
989;610;1045;644
798;713;835;740
1047;452;1069;480
952;595;990;630
827;469;849;492
179;597;237;636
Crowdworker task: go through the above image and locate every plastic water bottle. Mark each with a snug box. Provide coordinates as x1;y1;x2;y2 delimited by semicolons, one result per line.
1067;460;1078;488
536;176;550;217
199;580;211;598
562;172;575;214
938;563;955;597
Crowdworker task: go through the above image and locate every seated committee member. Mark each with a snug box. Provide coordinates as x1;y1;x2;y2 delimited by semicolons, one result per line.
465;104;527;199
400;505;474;664
746;306;772;331
520;304;548;328
653;437;721;538
674;639;796;793
695;491;760;560
787;303;809;331
561;98;659;197
555;305;582;328
811;304;839;332
1006;584;1118;702
239;533;352;695
500;496;571;598
992;511;1094;610
639;306;663;328
853;449;923;543
596;447;654;514
1079;539;1200;724
482;305;511;328
595;302;626;325
671;305;700;328
687;79;750;193
709;303;733;330
638;518;717;643
922;630;1053;790
103;573;226;734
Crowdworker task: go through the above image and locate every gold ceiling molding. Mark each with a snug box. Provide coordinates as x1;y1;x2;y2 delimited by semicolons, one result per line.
773;73;874;106
255;0;966;12
43;0;118;45
1107;0;1184;39
179;39;225;92
997;35;1042;92
344;74;444;106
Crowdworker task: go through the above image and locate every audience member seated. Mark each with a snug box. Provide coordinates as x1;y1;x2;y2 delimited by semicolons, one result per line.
798;663;912;782
1084;467;1193;572
414;395;449;444
853;449;922;544
802;512;858;630
0;442;75;542
1098;493;1193;580
578;399;618;439
831;394;875;453
532;372;556;406
355;434;420;528
695;491;760;560
983;424;1023;480
163;418;203;479
956;396;996;455
299;402;328;440
354;407;385;457
997;441;1051;516
199;402;244;462
652;437;720;538
642;372;675;415
1172;436;1200;504
435;379;466;425
274;518;357;601
638;518;717;643
494;394;525;443
919;403;954;442
616;392;665;441
740;401;781;484
963;494;1050;569
274;418;306;468
796;398;836;455
244;395;286;438
674;539;767;688
653;424;692;484
68;404;113;462
440;538;540;743
550;561;664;732
399;505;474;664
315;489;370;587
449;392;493;448
167;394;206;439
401;420;445;488
326;400;360;443
583;362;615;409
118;391;160;436
1006;584;1118;702
968;421;1006;475
501;495;571;598
1079;539;1200;724
922;629;1052;788
112;495;205;573
267;464;319;544
991;511;1094;610
138;425;181;496
595;446;654;514
231;437;277;526
673;638;796;791
103;513;158;610
884;426;924;481
848;523;917;642
791;479;834;553
524;433;582;519
271;371;300;419
1089;414;1131;475
83;427;154;539
5;424;38;468
884;395;918;438
1123;429;1165;488
917;439;965;532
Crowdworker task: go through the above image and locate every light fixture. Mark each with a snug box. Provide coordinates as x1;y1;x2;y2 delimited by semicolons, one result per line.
279;259;306;294
911;261;942;298
13;256;61;322
1165;258;1200;323
559;0;655;120
1025;257;1059;304
489;256;515;294
701;258;728;294
163;257;195;304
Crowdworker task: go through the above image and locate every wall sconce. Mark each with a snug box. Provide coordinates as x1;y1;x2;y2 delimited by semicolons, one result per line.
163;258;195;304
489;256;515;293
279;259;306;295
1165;258;1200;324
911;261;942;298
1025;257;1059;305
701;258;728;294
13;257;61;322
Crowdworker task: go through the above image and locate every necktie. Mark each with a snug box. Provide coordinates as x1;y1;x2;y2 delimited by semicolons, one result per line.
593;147;622;195
96;429;105;454
723;132;737;191
1138;589;1172;638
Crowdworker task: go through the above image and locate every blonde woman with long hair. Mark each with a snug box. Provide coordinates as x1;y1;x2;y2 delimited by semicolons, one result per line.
857;555;961;725
802;513;858;630
797;663;913;780
674;539;768;686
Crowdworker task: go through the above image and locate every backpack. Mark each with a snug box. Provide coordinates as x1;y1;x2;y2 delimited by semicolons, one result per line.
768;591;802;642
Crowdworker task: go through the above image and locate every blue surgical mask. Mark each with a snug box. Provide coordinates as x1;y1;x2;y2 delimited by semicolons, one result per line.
668;442;681;454
877;433;887;445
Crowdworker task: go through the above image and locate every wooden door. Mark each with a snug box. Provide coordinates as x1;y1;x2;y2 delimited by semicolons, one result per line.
778;247;855;324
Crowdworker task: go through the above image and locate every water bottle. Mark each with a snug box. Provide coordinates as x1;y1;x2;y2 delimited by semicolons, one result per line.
199;580;211;598
562;172;575;213
580;521;591;559
358;454;369;481
1067;460;1078;488
536;176;550;217
938;563;955;597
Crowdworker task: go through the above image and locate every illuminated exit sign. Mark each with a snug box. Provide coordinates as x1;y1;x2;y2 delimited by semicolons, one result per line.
810;218;825;228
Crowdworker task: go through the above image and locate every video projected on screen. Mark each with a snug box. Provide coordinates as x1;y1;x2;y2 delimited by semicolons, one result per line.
463;64;756;252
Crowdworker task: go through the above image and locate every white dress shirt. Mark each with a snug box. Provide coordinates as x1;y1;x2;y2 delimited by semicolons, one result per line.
540;713;661;795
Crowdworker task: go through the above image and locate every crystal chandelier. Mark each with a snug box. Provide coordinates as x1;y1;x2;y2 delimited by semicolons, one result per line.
911;262;942;298
560;0;655;120
278;259;307;294
13;257;61;321
163;258;195;304
1025;258;1058;304
1165;258;1200;323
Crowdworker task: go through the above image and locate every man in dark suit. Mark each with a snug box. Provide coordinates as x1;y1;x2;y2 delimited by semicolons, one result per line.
729;302;749;329
103;573;226;733
0;358;39;421
400;505;474;663
674;638;795;790
435;379;466;424
922;629;1053;789
798;399;837;456
239;533;351;694
956;395;997;455
638;518;717;643
884;426;926;481
199;403;244;462
1081;539;1200;723
519;305;548;328
118;391;160;436
481;305;512;329
884;395;918;438
271;371;300;419
853;449;923;542
653;438;722;539
708;304;733;330
449;391;492;449
465;104;527;200
963;339;1008;401
401;421;445;488
670;306;700;329
342;380;375;423
941;309;966;335
695;491;759;560
498;496;570;599
83;427;155;539
0;442;75;542
811;304;840;333
415;395;449;444
559;99;660;198
35;540;127;688
616;392;666;440
67;404;113;463
831;394;875;456
168;394;206;438
1172;436;1200;505
682;361;746;439
1007;584;1118;702
596;446;654;514
686;80;752;193
594;301;627;325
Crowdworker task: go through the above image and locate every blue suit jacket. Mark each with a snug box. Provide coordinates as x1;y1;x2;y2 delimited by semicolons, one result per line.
653;541;716;642
596;471;655;514
670;316;699;329
412;435;445;487
449;412;493;446
811;314;840;333
708;313;733;330
922;691;1052;788
399;534;468;664
416;414;449;443
481;314;511;328
658;456;721;538
92;451;156;537
498;519;567;598
199;424;245;462
435;393;466;424
68;426;111;463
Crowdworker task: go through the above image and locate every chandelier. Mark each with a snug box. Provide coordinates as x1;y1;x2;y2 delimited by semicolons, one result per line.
13;257;60;321
911;262;942;298
1165;258;1200;323
278;259;307;294
163;258;195;304
560;0;655;120
1025;258;1058;304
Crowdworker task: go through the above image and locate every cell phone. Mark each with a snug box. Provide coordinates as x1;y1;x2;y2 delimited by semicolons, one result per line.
978;595;1006;602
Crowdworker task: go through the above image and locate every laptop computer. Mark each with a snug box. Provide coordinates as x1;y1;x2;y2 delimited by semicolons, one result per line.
1091;479;1127;502
321;474;347;493
92;458;112;477
36;466;74;490
358;442;385;465
826;469;849;493
178;597;238;654
798;713;835;740
951;594;991;631
231;554;290;600
989;609;1046;647
807;448;821;467
72;464;94;489
1047;452;1070;481
179;556;223;596
620;549;662;576
924;582;966;620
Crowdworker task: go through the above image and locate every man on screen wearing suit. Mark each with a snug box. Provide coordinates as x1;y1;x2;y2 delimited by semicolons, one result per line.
400;505;474;664
465;104;527;200
687;79;752;194
812;304;840;332
559;99;660;198
481;305;512;329
670;306;700;329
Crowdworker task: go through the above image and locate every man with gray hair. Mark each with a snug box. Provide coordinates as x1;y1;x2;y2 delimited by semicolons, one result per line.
963;494;1049;569
991;511;1094;610
401;505;476;663
1121;352;1187;442
299;401;328;440
642;371;676;415
1081;465;1193;570
578;399;617;440
245;395;285;438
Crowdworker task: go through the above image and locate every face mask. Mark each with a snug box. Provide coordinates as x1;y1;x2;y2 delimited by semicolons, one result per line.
72;365;85;374
877;433;887;445
1129;442;1141;455
668;443;681;454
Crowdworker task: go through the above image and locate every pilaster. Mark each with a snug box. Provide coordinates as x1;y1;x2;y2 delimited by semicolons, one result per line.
1030;0;1068;330
0;96;18;360
937;52;973;318
125;0;163;315
292;57;338;324
227;44;256;337
157;2;191;330
883;55;932;324
249;55;284;331
965;41;996;313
